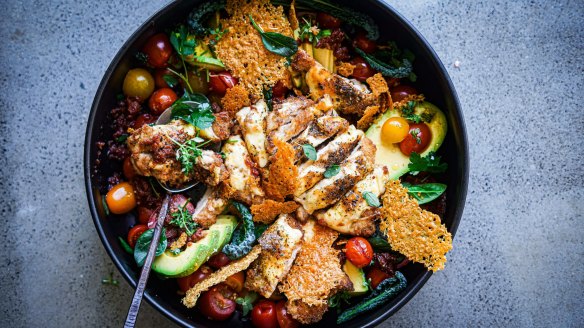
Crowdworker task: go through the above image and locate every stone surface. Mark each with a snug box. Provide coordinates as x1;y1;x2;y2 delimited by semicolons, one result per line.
0;0;582;327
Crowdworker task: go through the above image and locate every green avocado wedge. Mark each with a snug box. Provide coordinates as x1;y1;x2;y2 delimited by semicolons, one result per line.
365;101;447;180
152;215;237;278
343;261;369;296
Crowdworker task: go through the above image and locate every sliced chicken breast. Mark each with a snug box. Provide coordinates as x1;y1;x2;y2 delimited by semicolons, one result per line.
191;188;228;228
235;100;269;168
220;135;264;204
266;97;315;153
289;115;350;163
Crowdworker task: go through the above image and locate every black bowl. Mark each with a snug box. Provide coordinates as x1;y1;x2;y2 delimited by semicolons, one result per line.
84;0;468;327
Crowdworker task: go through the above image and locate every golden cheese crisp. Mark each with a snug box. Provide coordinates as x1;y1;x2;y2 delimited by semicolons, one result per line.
380;180;452;271
251;200;299;224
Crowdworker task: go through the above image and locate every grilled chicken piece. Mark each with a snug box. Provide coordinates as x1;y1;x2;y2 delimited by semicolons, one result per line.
315;165;389;236
289;115;350;163
127;120;228;187
294;126;363;196
295;137;376;214
245;214;304;298
220;135;264;204
235;100;269;168
191;188;228;228
266;97;315;153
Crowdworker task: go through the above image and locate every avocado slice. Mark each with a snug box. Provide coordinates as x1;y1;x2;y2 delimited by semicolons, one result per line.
343;261;369;296
185;43;225;71
365;101;447;180
152;215;237;278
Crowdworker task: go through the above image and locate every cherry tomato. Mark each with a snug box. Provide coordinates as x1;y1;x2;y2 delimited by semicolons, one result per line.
350;57;376;82
224;271;245;293
132;113;156;129
275;301;300;328
381;117;410;144
123;68;155;102
153;68;174;88
353;31;377;54
148;88;178;115
136;206;155;225
186;70;210;94
366;267;391;289
127;224;148;248
251;300;278;328
198;284;236;321
208;71;238;96
272;81;289;101
345;237;374;268
399;123;432;156
390;84;419;103
106;182;137;214
207;252;231;269
177;266;213;293
142;33;173;68
316;12;342;29
122;157;137;180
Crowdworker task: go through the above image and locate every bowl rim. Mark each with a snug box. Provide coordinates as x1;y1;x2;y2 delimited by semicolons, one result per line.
84;1;468;327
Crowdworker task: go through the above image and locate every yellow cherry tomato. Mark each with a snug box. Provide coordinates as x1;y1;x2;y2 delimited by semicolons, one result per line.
186;70;210;94
105;182;137;214
381;117;410;144
122;68;155;102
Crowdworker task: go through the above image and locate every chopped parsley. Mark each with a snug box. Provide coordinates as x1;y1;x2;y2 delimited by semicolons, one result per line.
170;200;198;236
400;101;422;123
408;151;448;175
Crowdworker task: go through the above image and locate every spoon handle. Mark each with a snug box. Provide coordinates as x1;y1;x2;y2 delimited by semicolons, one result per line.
124;194;170;328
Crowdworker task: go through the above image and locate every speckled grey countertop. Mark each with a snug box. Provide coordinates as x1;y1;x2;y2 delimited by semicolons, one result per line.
0;0;582;327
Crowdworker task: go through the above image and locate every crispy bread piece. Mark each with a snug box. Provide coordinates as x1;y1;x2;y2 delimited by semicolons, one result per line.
251;200;299;224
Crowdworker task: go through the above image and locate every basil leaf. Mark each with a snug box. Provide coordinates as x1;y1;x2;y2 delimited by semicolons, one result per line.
362;191;381;207
118;237;133;255
403;183;446;205
408;152;448;174
324;164;340;178
249;15;298;57
302;144;317;161
134;228;167;267
170;92;215;130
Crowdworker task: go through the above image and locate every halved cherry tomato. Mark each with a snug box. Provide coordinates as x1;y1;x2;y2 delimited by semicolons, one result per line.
272;81;289;101
148;87;178;115
142;33;173;68
177;266;213;293
224;271;245;293
209;71;238;96
251;300;278;328
123;68;155;102
132;113;156;129
275;301;300;328
106;182;136;214
127;224;148;248
207;252;231;269
345;237;374;268
122;157;137;180
353;31;377;54
186;70;210;94
136;206;155;225
381;117;410;144
390;84;419;103
316;12;342;29
198;284;236;321
399;123;432;156
366;267;391;289
153;68;174;88
350;57;376;82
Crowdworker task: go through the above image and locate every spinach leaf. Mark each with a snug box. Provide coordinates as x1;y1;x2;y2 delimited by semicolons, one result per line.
302;144;317;161
223;202;257;260
134;228;167;267
367;232;393;252
170;92;215;130
324;164;340;178
355;48;413;79
402;183;447;205
249;15;298;57
362;191;381;207
408;152;448;175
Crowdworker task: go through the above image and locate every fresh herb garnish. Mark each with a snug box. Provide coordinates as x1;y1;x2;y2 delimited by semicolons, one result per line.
135;51;148;65
163;74;179;88
302;144;317;161
328;291;352;312
408;151;448;175
410;128;422;144
115;134;128;143
263;86;273;111
401;182;447;205
400;101;422;123
118;237;134;254
297;17;331;45
148;177;160;198
208;25;228;50
362;191;381;207
168;25;197;93
223;202;257;260
249;15;298;57
102;195;110;216
170;92;215;130
133;228;167;267
355;48;413;79
170;137;210;175
420;111;435;123
236;291;258;316
324;164;341;178
101;272;119;286
367;232;393;252
170;200;199;236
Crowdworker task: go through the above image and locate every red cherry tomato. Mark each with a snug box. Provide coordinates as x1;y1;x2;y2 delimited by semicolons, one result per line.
399;123;432;156
122;157;137;180
207;252;231;269
272;81;289;101
366;267;391;290
251;300;278;328
224;271;245;293
136;206;155;225
275;301;300;328
132;113;156;129
209;71;238;96
127;224;148;248
148;88;178;115
350;57;376;82
390;85;419;103
316;12;342;29
353;31;377;54
198;284;236;321
153;68;174;88
177;266;213;293
345;237;374;268
142;33;173;68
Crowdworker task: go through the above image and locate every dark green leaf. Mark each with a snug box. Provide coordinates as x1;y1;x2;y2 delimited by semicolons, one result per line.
254;224;269;239
118;237;134;254
115;134;128;143
170;92;215;130
187;0;227;36
362;191;381;207
236;291;258;316
163;74;179;88
400;101;422;123
249;15;298;57
328;291;352;311
263;87;273;111
355;48;413;79
101;195;110;216
223;201;257;260
302;144;317;161
134;228;167;267
324;164;341;178
403;183;446;205
367;232;393;252
408;152;448;175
